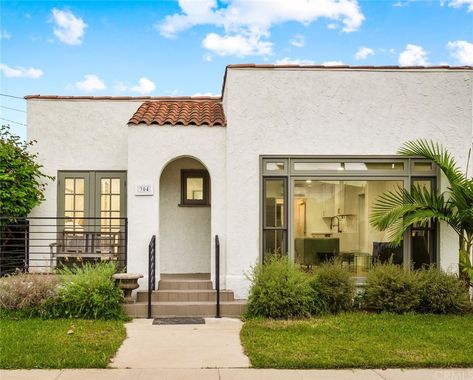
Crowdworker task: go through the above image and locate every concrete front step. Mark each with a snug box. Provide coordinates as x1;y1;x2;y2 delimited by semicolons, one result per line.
123;300;247;318
136;290;235;302
158;279;213;290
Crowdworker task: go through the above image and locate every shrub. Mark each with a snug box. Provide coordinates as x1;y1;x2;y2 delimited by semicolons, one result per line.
0;273;59;316
416;267;472;314
46;262;125;319
310;262;355;314
245;256;313;319
362;264;420;313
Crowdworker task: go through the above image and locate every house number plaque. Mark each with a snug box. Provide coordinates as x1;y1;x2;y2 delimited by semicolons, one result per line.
135;183;154;196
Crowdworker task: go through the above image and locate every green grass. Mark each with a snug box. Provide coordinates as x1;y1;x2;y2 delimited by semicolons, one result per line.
0;316;126;369
241;313;473;369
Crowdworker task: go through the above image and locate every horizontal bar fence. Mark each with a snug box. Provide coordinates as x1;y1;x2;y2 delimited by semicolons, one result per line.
0;217;127;276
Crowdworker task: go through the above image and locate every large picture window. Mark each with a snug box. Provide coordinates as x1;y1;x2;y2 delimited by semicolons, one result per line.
261;157;438;275
294;179;403;276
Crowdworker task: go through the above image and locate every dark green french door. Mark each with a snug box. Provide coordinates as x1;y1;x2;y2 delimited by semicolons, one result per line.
57;171;127;232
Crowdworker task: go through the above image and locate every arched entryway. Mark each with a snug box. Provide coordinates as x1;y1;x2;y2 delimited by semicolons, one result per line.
159;156;211;275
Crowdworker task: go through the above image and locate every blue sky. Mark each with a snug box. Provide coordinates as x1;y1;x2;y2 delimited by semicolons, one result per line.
1;0;472;138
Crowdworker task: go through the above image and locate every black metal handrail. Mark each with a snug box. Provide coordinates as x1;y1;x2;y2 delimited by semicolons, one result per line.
148;235;156;319
215;234;221;318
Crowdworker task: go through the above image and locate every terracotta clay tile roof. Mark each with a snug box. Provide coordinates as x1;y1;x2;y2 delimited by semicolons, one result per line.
128;99;226;127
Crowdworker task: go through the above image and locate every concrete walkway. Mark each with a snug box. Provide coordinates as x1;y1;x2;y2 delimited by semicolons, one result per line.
2;368;473;380
111;318;250;369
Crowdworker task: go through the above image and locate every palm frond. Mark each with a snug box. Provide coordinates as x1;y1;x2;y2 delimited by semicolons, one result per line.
370;184;455;244
398;139;466;187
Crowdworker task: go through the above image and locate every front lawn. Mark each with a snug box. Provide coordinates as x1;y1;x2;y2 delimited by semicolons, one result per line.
241;313;473;369
0;317;126;369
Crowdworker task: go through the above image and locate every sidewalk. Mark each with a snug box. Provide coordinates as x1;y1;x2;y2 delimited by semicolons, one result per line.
2;368;473;380
111;317;250;368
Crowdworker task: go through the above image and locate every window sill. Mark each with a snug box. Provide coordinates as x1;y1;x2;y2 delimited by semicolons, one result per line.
178;203;211;207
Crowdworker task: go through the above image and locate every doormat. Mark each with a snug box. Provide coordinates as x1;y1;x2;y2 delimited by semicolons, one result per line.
152;317;206;325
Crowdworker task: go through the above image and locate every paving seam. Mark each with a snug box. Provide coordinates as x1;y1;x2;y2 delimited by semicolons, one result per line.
371;369;388;379
53;370;65;380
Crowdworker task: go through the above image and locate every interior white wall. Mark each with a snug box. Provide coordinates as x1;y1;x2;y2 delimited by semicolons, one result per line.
224;68;472;297
159;157;211;274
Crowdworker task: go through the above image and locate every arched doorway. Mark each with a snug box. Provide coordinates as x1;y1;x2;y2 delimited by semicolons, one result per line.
159;156;211;274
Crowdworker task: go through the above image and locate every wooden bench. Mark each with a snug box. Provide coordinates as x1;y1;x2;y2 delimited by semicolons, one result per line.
49;231;121;269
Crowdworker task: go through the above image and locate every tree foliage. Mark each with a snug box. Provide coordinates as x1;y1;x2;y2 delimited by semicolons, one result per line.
370;139;473;287
0;125;54;217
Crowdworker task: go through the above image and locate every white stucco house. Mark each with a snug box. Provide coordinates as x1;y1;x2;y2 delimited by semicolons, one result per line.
26;64;473;316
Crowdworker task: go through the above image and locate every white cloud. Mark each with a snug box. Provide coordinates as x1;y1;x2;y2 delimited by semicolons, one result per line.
447;40;473;65
274;58;344;66
202;32;272;56
51;8;87;45
0;63;43;78
75;74;106;91
0;30;11;39
290;34;305;48
398;44;429;66
157;0;364;57
322;60;345;66
393;1;409;7
355;46;374;60
327;22;338;29
114;78;157;94
131;78;156;94
442;0;473;12
203;53;213;62
275;57;315;65
192;92;219;97
159;0;364;36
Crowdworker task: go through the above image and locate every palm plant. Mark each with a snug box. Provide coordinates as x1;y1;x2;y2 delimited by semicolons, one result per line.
369;140;473;287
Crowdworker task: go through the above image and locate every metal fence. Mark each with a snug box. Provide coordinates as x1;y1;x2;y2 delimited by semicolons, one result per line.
0;217;127;276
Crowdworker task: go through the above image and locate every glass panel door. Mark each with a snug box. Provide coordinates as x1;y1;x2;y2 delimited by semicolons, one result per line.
263;178;287;260
58;172;91;231
411;178;437;268
95;172;127;233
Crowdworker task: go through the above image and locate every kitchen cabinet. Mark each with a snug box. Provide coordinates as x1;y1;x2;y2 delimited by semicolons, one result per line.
322;182;359;217
321;183;335;217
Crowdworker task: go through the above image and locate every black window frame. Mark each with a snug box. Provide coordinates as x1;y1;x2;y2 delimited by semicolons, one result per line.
180;169;210;206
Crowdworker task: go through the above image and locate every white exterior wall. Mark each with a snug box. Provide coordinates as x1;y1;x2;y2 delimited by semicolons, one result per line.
26;68;472;299
27;99;139;217
223;68;473;298
26;99;137;271
159;157;211;274
127;126;226;291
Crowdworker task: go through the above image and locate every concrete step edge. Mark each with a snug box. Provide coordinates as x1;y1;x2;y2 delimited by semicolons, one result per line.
137;290;234;294
131;301;246;306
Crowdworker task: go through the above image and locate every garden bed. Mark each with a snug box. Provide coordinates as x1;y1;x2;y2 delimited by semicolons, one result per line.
241;313;473;369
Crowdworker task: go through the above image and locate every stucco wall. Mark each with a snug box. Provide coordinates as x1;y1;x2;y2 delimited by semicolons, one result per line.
27;99;139;218
159;157;211;274
223;68;473;297
26;99;138;270
126;125;227;291
26;68;473;298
